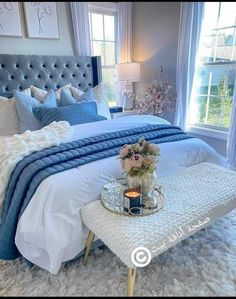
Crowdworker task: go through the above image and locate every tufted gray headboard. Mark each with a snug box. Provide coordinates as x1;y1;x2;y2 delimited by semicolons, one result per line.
0;54;102;97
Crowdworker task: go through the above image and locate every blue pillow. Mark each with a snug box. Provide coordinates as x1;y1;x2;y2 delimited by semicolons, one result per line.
33;101;107;127
14;90;57;133
60;88;95;106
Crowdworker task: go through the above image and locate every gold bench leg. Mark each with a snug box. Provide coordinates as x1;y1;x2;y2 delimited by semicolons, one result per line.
82;231;95;266
128;268;136;297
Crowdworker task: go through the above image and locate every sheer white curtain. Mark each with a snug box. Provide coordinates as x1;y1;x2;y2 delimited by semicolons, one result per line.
227;80;236;170
117;2;133;106
70;2;91;56
117;2;132;63
174;2;204;131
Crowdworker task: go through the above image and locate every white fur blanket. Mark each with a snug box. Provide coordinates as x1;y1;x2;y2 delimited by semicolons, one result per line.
0;121;72;212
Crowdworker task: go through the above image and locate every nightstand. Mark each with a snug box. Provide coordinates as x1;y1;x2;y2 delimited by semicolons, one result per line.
111;109;140;119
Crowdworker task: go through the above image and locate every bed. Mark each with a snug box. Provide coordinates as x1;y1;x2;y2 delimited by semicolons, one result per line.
0;54;226;274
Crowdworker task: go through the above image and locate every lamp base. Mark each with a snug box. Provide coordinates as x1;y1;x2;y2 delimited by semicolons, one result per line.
122;82;134;111
122;91;133;111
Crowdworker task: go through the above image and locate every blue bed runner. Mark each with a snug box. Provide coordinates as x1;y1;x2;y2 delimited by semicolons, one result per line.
0;124;193;260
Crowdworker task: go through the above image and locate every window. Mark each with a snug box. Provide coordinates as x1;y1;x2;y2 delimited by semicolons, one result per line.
189;2;236;134
89;4;117;107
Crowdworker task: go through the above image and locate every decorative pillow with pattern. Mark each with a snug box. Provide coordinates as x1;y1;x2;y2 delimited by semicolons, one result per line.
68;82;111;120
0;88;31;136
31;84;72;106
70;85;85;99
93;82;111;120
60;88;95;106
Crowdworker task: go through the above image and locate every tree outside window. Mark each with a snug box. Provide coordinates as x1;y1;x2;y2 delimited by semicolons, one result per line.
189;2;236;130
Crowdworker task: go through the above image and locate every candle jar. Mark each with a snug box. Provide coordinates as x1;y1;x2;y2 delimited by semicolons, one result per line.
124;188;142;215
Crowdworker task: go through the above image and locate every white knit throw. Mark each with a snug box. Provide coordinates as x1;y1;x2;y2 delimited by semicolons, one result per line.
0;121;72;213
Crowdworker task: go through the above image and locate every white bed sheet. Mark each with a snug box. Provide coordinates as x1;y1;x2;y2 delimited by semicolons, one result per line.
14;115;225;274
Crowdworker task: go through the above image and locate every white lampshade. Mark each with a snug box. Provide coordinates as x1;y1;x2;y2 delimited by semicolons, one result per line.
116;62;140;82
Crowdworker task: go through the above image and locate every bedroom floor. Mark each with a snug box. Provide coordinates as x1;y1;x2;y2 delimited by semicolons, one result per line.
0;210;235;297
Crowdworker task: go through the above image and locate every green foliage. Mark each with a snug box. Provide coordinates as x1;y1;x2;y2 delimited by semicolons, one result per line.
198;76;232;127
128;165;156;178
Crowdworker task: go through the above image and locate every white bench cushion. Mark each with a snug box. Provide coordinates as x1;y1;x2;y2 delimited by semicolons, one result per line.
81;162;236;268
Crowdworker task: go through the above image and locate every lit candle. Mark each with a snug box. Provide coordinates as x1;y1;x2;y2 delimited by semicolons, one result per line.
124;188;142;215
125;191;140;197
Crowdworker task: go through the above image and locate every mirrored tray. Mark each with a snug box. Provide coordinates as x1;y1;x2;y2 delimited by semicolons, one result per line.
101;183;165;217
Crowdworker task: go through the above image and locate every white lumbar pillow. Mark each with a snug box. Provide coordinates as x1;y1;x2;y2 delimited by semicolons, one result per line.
31;84;72;105
0;88;31;136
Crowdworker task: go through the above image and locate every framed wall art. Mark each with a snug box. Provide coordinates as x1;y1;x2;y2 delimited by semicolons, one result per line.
0;2;22;37
23;2;59;39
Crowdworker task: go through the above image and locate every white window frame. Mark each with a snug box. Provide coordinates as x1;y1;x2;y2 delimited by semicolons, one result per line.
88;2;118;107
188;2;236;140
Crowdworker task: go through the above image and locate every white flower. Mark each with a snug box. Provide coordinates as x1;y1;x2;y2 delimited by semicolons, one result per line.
148;143;160;155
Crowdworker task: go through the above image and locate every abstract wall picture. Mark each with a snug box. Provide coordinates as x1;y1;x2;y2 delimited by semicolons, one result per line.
23;2;59;39
0;2;22;37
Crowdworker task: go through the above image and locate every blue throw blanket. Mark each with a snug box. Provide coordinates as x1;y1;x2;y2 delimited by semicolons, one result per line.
0;124;193;260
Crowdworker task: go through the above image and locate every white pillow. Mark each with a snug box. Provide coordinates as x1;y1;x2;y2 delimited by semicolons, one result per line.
69;83;111;120
93;83;111;120
0;99;19;136
0;88;31;136
31;84;72;105
70;85;85;99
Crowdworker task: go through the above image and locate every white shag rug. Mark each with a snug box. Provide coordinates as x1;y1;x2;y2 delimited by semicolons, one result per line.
0;210;235;297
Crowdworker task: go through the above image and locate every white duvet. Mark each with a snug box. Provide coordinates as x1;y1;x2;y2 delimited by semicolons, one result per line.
14;115;225;274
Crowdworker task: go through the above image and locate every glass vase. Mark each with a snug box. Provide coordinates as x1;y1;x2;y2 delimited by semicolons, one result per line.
126;171;158;205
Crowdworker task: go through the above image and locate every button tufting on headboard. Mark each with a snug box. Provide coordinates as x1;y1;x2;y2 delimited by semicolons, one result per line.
0;54;102;97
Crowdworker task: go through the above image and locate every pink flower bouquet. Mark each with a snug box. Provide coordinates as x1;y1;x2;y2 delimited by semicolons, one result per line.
119;138;160;177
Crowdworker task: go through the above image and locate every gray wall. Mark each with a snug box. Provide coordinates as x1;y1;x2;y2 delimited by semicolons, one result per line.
0;2;75;55
132;2;181;124
132;1;226;157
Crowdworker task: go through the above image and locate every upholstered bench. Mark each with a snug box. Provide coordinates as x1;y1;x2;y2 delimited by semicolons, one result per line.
80;162;236;296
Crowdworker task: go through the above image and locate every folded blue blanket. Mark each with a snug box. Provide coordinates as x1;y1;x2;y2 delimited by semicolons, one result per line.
0;124;193;260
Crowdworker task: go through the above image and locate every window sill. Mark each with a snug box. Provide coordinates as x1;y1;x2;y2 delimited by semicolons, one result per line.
187;125;228;141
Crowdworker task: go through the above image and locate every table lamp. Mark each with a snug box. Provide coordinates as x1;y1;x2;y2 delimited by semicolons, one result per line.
115;62;140;111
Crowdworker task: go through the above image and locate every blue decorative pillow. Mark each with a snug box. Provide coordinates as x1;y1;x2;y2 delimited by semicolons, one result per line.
33;101;107;127
14;90;57;133
60;88;95;106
